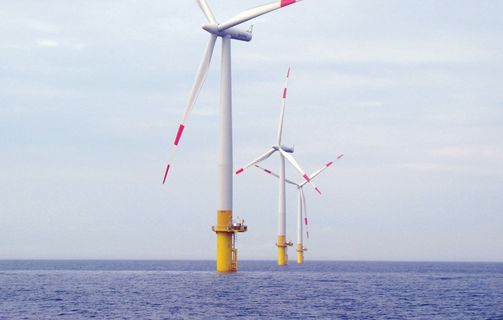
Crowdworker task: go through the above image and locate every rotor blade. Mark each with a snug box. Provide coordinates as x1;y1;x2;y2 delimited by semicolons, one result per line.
276;67;291;145
299;154;344;188
278;148;322;195
218;0;302;32
162;35;217;184
301;188;309;239
235;148;276;175
197;0;217;24
254;164;298;186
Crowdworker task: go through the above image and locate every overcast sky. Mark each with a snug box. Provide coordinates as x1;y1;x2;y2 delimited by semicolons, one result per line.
1;0;502;262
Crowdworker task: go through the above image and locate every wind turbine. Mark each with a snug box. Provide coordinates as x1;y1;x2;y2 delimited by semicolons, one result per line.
235;68;321;266
255;154;343;264
161;0;303;273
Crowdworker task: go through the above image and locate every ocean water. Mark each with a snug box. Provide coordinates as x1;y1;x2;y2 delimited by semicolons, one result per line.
0;261;502;319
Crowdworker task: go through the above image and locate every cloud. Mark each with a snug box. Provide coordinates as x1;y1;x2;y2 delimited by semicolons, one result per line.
305;39;498;65
36;39;59;47
20;18;60;33
430;145;503;161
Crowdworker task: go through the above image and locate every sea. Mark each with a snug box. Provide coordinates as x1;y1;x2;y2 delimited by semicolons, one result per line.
0;260;502;319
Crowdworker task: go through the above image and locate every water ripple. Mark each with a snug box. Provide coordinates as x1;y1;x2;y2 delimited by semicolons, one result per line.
0;261;502;319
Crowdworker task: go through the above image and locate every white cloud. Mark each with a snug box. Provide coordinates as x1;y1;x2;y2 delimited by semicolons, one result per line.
35;39;59;47
20;17;60;33
304;39;498;65
430;145;503;161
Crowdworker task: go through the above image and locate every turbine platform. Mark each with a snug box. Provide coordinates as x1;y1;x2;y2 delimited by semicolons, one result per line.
211;221;247;233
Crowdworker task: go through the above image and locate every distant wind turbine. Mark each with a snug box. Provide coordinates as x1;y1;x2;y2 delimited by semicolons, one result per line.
255;154;343;264
235;68;320;266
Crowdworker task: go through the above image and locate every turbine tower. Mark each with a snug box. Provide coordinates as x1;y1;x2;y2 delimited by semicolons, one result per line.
235;68;321;266
255;154;343;264
162;0;303;273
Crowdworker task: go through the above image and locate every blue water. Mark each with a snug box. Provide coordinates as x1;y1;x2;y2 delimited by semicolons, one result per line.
1;261;502;319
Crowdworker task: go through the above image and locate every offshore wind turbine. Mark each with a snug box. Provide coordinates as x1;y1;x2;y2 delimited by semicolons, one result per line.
255;154;343;264
161;0;303;273
235;68;321;266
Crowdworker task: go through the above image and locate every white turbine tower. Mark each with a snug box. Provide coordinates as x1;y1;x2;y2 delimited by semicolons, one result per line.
235;68;321;266
255;154;343;264
162;0;303;273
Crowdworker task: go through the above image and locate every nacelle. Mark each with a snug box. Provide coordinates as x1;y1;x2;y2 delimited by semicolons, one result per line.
273;145;294;153
280;145;294;153
202;24;253;42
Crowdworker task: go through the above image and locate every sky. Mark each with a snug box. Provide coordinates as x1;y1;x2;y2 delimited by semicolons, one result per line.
1;0;502;262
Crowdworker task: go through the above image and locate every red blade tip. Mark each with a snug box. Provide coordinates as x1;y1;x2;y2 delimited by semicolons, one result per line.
281;0;297;8
315;187;322;195
326;161;334;167
174;124;185;146
162;164;171;184
235;168;244;175
303;174;311;182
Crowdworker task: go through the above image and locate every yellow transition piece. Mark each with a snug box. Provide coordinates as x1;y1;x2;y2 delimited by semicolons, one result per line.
213;210;247;273
277;235;288;266
296;243;304;264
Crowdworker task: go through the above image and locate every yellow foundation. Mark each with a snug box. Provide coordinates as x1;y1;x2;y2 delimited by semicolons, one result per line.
212;210;247;273
296;244;304;264
215;210;233;272
277;235;288;266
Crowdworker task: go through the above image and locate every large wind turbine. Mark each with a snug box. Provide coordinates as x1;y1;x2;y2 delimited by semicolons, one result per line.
162;1;303;273
235;68;321;266
255;154;343;264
